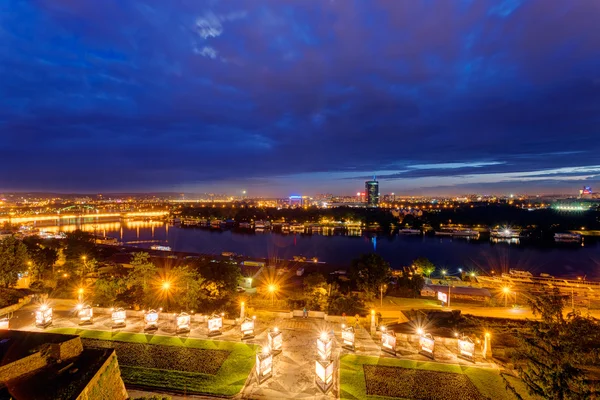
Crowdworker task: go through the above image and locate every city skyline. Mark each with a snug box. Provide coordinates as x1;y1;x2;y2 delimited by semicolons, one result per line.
2;1;600;195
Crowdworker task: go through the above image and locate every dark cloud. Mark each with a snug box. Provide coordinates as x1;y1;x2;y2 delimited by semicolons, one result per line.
1;0;600;195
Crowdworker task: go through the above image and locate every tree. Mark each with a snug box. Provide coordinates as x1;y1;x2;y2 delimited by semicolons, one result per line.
93;277;125;306
169;265;206;312
349;253;391;299
0;236;29;288
512;288;600;400
63;230;95;261
303;273;329;311
328;294;366;316
198;260;240;300
396;273;425;297
22;236;59;280
412;257;435;277
125;252;157;308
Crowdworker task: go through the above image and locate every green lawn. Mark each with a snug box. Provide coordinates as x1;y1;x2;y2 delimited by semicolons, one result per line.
50;328;257;397
340;354;534;400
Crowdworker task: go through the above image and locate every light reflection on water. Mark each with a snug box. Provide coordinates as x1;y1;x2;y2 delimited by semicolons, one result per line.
26;219;600;278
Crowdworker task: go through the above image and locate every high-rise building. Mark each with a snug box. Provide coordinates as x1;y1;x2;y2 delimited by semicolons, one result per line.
365;178;379;207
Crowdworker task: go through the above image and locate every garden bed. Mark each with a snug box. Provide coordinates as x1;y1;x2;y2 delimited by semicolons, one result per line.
82;338;230;375
50;328;257;397
341;355;531;400
363;364;486;400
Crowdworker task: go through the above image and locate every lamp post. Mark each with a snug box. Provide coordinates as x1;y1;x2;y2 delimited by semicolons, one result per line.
268;284;277;306
77;287;84;303
162;280;171;312
502;286;510;307
380;284;387;307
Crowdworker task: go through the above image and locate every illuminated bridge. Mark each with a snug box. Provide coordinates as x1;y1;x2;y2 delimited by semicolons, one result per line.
0;208;169;225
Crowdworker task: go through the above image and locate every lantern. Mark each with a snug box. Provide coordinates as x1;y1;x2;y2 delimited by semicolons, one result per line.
207;313;223;336
419;332;435;359
316;332;332;360
255;347;273;384
458;336;475;361
144;309;159;331
240;316;256;340
111;307;126;328
341;324;355;351
315;358;334;393
176;312;191;334
77;304;93;325
268;327;283;355
380;327;396;356
35;305;53;328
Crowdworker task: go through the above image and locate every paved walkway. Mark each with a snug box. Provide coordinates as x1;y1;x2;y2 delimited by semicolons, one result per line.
10;301;500;399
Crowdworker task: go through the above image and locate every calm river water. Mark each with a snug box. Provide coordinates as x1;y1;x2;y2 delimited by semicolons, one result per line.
40;219;600;279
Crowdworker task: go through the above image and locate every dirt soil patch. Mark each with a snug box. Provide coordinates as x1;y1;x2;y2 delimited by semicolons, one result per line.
82;338;230;375
363;364;487;400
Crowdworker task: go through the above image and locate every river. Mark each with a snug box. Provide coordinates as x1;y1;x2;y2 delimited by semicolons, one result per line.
37;219;600;279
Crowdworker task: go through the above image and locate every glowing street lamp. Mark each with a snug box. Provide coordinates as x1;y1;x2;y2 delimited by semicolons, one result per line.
502;286;511;307
77;287;84;303
267;284;278;306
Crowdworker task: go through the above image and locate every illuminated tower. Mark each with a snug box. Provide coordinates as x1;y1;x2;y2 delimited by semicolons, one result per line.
365;177;379;207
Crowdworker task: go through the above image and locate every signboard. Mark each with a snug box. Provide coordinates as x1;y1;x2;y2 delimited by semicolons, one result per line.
381;330;397;356
268;328;283;354
176;312;191;333
208;314;223;336
144;310;159;330
419;333;435;359
256;351;273;384
78;306;93;324
35;307;52;328
0;317;8;330
112;308;126;328
458;337;475;361
437;291;447;303
240;317;255;339
317;335;332;360
341;326;355;351
315;359;334;393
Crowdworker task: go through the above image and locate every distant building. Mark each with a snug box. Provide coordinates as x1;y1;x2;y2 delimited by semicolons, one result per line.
365;178;379;207
289;195;303;207
580;186;593;199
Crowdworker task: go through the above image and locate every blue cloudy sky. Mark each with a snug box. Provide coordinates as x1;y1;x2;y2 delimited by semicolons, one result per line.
1;0;600;196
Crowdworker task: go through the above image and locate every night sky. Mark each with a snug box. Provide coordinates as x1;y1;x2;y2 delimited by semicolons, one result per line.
2;0;600;196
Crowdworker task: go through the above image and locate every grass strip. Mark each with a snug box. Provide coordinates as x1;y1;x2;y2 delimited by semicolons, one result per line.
50;328;257;397
340;354;528;400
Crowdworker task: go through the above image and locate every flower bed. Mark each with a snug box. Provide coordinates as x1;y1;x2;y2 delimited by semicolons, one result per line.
363;364;486;400
82;338;229;375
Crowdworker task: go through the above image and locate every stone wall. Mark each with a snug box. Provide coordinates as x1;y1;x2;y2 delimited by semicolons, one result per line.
76;350;128;400
0;352;46;383
55;336;84;360
0;295;31;316
0;336;84;383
